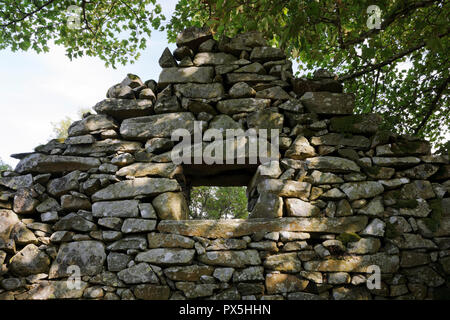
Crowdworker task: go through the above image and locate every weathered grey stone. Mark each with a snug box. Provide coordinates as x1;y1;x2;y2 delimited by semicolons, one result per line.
403;266;445;287
209;114;243;132
264;252;302;272
117;163;182;179
306;157;360;173
390;234;437;249
360;218;385;237
15;154;100;174
372;157;421;167
216;98;271;115
247;108;284;130
152;192;189;220
287;292;325;300
285;198;320;217
332;286;371;300
120;112;196;140
154;96;181;114
135;248;195;265
68;114;118;137
60;194;91;211
398;198;431;217
13;188;39;214
121;218;156;233
255;86;291;100
9;244;50;276
340;181;384;200
330;114;382;134
92;178;180;201
257;179;311;200
206;239;247;251
225;73;278;84
176;282;218;299
193;52;237;66
92;200;140;218
94;99;153;120
107;236;147;251
15;280;89;300
213;267;235;282
198;250;261;268
158;216;368;238
265;273;308;294
300;92;354;115
54;213;96;232
107;252;131;272
249;192;283;219
358;197;384;216
64;139;142;156
400;180;435;200
311;133;370;148
159;47;178;67
118;263;159;284
159;67;214;85
229;82;256;98
0;174;33;190
147;233;194;249
347;237;381;254
176;26;212;50
304;253;399;273
164;265;214;282
175;83;224;100
285;136;316;159
250;46;285;61
278;99;303;113
49;241;106;278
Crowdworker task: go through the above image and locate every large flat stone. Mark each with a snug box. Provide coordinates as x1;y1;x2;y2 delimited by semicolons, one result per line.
158;216;368;238
311;133;370;148
216;98;271;115
49;241;106;278
92;200;139;217
306;156;360;173
135;248;195;265
340;181;384;200
93;99;153;120
158;67;214;85
15;154;100;174
116;163;182;179
0;174;33;190
92;178;180;201
198;250;261;268
193;52;237;66
225;73;278;84
63;139;142;156
300;92;354;115
68;114;118;137
304;253;399;273
120;112;196;140
174;83;224;99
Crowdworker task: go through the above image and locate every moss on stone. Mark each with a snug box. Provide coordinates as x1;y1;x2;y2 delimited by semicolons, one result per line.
385;222;401;239
422;199;443;233
337;232;361;245
391;199;419;209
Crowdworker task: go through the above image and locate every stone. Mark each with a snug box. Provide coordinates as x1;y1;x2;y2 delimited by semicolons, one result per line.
328;272;351;284
304;253;399;273
159;47;178;67
264;252;302;272
117;163;182;179
152;192;189;220
0;174;33;190
300;92;354;115
234;62;266;74
92;200;140;218
134;284;171;300
206;239;247;250
225;73;278;84
176;282;218;299
209;114;243;132
60;194;91;211
250;46;285;61
135;248;195;265
216;98;271;115
107;252;131;272
390;234;437;249
1;277;23;290
330;114;382;134
372;157;421;167
118;263;159;284
139;88;156;100
306;157;360;173
120;112;196;140
400;180;435;200
398;199;431;217
358;197;384;216
158;216;368;238
121;219;156;233
54;213;96;232
213;268;235;282
360;218;385;237
285;136;316;159
147;233;194;249
255;86;291;100
158;67;214;85
48;241;105;278
278;99;304;113
154;96;181;114
340;181;384;200
9;244;50;276
15;154;100;174
164;265;214;281
311;133;370;149
266;273;308;294
257;179;311;200
13;188;39;214
285;198;320;217
311;171;344;185
229;82;256;98
93;99;153;120
176;26;212;50
347;237;381;254
175;82;224;99
287;292;324;300
68;114;118;137
400;251;430;268
247;108;284;130
15;280;89;300
249;192;283;219
332;286;371;300
193;52;237;66
198;250;261;268
232;266;265;282
107;236;147;251
403;266;445;287
92;178;180;201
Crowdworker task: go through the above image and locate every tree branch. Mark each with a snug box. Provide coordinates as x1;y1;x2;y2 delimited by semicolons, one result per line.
0;0;55;27
414;76;450;134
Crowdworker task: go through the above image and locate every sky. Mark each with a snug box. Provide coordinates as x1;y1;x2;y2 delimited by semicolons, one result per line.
0;1;179;168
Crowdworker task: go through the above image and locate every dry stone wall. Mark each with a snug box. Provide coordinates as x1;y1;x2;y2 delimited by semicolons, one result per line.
0;26;449;300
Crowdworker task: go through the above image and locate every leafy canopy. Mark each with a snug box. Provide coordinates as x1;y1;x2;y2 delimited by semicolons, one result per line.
1;0;448;148
189;186;248;219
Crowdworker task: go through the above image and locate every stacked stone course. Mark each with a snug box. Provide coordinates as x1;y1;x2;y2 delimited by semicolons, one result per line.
0;26;449;300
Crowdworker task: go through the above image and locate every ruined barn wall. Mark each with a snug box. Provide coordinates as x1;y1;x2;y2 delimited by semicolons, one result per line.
0;26;449;300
